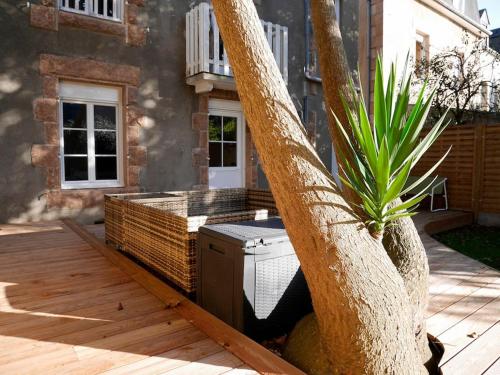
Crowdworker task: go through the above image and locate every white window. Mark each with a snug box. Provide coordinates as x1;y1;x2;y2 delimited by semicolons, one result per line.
59;0;123;22
59;82;123;189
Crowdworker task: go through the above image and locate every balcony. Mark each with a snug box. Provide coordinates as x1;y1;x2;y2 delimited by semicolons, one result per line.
186;2;288;93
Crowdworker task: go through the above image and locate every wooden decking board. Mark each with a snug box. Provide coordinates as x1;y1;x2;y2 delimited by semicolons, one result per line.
0;257;112;281
0;307;178;364
426;273;500;317
160;350;244;375
0;220;304;374
56;328;208;375
0;221;64;236
101;338;225;375
427;266;500;337
414;211;500;374
222;365;259;374
440;322;500;374
483;358;500;374
437;296;500;363
0;283;146;328
0;272;133;305
0;293;163;340
0;280;143;314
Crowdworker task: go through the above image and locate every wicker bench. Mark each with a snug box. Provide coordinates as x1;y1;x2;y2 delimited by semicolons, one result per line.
104;188;277;293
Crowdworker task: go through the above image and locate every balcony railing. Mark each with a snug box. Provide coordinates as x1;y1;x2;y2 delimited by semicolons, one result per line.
186;3;288;84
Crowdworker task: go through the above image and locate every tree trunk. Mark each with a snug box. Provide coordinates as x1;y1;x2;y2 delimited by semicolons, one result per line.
212;1;425;373
309;0;433;366
383;213;433;366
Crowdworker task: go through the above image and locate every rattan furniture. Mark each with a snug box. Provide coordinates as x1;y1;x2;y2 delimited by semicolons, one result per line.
104;188;277;292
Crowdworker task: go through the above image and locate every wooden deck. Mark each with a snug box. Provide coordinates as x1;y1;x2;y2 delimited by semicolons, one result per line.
414;211;500;374
0;213;498;374
0;220;303;375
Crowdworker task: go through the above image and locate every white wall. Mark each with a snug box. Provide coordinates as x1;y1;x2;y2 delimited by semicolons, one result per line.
381;0;414;77
381;0;500;110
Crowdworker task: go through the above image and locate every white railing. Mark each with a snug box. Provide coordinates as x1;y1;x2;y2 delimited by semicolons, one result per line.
186;2;288;83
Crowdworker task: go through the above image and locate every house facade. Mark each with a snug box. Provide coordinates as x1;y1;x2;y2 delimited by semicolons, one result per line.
0;0;361;223
359;0;499;110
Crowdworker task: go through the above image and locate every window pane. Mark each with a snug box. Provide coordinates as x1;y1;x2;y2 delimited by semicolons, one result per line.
94;105;116;129
78;0;85;11
209;115;222;141
64;130;87;154
68;0;75;8
96;157;117;180
63;103;87;129
209;143;222;167
223;117;237;141
64;157;88;181
107;0;113;17
98;0;104;15
95;131;116;155
223;143;237;167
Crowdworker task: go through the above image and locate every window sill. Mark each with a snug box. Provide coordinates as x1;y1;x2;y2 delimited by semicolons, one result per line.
59;9;123;24
58;11;126;37
61;182;124;190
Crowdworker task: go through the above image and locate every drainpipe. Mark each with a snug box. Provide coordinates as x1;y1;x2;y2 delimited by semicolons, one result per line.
303;0;321;126
366;0;372;110
304;0;322;84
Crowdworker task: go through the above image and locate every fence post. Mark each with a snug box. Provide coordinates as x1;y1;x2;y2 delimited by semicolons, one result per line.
471;124;486;222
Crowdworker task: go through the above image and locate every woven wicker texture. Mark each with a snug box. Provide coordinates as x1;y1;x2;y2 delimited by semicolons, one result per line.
105;188;277;292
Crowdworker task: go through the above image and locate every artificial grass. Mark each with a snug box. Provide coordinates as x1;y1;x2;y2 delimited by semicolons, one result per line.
433;225;500;270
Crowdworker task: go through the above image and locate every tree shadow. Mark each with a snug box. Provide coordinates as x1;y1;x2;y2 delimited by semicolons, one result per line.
0;227;219;372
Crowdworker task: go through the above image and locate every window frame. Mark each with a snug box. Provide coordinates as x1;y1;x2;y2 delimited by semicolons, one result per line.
59;0;124;23
59;82;124;190
208;113;240;169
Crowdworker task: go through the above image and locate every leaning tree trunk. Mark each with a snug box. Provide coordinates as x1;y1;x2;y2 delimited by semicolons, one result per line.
309;0;432;365
212;0;425;373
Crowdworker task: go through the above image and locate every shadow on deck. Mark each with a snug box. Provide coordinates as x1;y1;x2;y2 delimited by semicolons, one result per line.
0;220;303;375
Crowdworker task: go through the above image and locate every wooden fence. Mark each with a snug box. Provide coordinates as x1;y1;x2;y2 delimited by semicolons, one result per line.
412;124;500;218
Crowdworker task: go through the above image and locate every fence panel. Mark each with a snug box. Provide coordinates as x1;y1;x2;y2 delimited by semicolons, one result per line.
481;126;500;212
413;126;476;211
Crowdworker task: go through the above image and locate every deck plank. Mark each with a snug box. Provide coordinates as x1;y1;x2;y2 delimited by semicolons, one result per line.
440;323;500;375
437;296;500;364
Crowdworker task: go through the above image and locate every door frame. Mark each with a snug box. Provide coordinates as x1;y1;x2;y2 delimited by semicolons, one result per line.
208;99;246;188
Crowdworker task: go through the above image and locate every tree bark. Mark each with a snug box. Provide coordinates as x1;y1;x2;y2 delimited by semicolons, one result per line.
212;0;425;373
309;0;432;365
383;214;433;366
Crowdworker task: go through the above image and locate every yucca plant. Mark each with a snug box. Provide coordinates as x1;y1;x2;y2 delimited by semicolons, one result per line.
334;56;451;238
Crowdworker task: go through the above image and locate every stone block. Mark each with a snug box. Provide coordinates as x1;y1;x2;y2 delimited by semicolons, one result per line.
33;98;57;122
40;54;140;86
46;167;60;189
31;144;59;168
192;113;208;130
30;5;57;31
127;125;140;147
128;166;141;186
44;122;59;145
125;85;139;105
43;75;58;98
128;146;147;167
127;4;139;24
127;0;145;7
127;24;147;47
